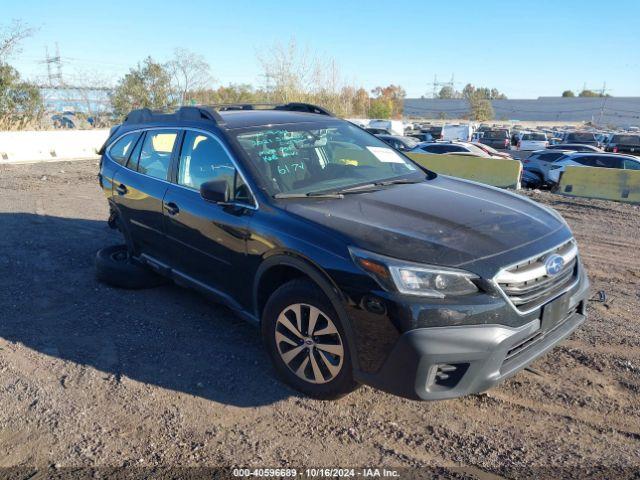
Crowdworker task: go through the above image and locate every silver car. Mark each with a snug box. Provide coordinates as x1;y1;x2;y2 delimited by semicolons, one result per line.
547;152;640;184
522;149;573;187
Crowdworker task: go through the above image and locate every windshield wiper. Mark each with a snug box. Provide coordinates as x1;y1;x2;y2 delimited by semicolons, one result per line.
275;178;425;199
273;192;344;199
374;178;424;186
336;178;424;194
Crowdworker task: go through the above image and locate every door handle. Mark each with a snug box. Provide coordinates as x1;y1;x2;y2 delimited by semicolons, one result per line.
164;202;180;216
116;183;128;195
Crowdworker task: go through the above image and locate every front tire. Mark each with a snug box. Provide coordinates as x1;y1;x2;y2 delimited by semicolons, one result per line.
262;279;359;399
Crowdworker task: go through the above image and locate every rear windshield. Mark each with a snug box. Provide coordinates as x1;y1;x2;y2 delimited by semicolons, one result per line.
567;132;595;141
612;135;640;145
522;133;547;141
483;130;508;139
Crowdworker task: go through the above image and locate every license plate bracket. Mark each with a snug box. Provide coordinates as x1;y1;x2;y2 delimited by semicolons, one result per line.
541;293;571;331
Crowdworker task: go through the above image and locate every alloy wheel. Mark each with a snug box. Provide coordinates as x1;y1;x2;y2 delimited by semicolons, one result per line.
274;303;344;384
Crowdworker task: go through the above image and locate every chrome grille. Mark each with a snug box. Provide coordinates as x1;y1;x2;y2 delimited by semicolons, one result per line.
495;239;579;312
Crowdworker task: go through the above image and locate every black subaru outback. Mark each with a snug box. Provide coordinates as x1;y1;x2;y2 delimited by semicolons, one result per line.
97;103;589;400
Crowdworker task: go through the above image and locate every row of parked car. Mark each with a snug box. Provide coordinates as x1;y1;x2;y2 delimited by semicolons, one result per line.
371;129;640;191
521;148;640;189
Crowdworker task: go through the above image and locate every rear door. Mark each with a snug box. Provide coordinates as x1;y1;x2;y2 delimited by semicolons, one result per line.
112;128;179;260
162;129;255;299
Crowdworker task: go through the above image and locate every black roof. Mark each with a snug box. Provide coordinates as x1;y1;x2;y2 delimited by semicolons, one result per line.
122;103;337;130
219;109;338;129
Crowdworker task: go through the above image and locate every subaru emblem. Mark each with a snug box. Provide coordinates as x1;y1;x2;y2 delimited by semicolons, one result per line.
545;254;564;276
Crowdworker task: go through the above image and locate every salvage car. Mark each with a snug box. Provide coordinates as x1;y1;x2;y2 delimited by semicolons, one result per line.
97;103;589;400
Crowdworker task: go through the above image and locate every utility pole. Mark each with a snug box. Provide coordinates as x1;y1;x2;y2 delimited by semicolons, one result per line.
429;74;457;98
40;43;63;87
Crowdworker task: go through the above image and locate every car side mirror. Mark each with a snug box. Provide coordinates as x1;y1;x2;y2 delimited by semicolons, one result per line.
200;179;229;203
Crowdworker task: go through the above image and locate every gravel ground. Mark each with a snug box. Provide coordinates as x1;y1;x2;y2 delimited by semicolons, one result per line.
0;160;639;479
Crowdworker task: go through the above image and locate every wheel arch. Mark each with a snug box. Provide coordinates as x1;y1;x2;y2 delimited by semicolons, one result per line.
253;253;360;371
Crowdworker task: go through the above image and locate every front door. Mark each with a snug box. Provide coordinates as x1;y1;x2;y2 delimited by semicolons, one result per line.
163;130;254;300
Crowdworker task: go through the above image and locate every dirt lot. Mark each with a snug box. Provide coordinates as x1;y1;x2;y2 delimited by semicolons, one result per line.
0;160;639;479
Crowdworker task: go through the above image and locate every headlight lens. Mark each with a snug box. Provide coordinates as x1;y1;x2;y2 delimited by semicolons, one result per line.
389;266;478;297
349;247;479;298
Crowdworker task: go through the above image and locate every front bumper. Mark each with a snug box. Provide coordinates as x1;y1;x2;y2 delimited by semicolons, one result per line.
355;278;589;400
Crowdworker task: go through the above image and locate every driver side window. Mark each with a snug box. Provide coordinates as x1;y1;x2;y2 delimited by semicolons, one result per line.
178;131;253;205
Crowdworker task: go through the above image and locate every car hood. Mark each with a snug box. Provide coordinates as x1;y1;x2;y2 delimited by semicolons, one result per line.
282;176;569;273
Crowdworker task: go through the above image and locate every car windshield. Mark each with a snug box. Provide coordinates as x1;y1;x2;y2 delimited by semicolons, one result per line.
484;130;508;139
567;132;595;141
234;122;422;195
523;133;546;141
612;135;640;145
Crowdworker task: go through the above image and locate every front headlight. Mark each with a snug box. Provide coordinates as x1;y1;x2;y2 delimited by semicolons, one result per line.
349;247;479;298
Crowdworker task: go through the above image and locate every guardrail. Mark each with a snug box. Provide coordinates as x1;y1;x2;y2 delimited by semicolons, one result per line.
559;165;640;204
406;153;522;189
0;129;109;164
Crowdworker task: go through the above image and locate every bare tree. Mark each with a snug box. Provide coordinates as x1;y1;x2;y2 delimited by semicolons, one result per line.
59;69;116;127
257;38;316;103
0;20;35;61
166;48;214;105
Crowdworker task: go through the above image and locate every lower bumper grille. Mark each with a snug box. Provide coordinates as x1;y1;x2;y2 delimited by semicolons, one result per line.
505;303;582;361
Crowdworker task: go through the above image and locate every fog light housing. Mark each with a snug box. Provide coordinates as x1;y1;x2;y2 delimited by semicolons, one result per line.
426;363;469;390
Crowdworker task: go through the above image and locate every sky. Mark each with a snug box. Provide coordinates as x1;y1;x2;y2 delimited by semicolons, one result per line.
4;0;640;99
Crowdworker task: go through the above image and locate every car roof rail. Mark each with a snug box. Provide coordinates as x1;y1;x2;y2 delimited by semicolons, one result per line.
207;102;335;117
123;102;334;127
123;106;226;126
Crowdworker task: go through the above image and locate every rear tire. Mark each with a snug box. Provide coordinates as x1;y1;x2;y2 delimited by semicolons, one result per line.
262;279;359;399
95;244;169;289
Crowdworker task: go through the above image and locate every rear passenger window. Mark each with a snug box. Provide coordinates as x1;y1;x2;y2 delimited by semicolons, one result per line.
135;130;178;180
592;156;622;169
109;133;140;165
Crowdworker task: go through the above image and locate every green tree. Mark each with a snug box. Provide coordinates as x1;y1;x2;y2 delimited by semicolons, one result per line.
469;98;494;121
367;97;392;118
562;90;575;97
111;57;175;117
461;83;500;121
578;89;609;97
0;62;43;129
437;86;456;99
462;84;507;100
370;84;405;118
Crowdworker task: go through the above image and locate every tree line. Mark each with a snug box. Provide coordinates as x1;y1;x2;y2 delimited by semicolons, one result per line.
4;20;603;130
110;40;406;121
436;84;508;121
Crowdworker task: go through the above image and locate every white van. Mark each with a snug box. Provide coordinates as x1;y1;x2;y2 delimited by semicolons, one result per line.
442;124;473;142
368;119;405;136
